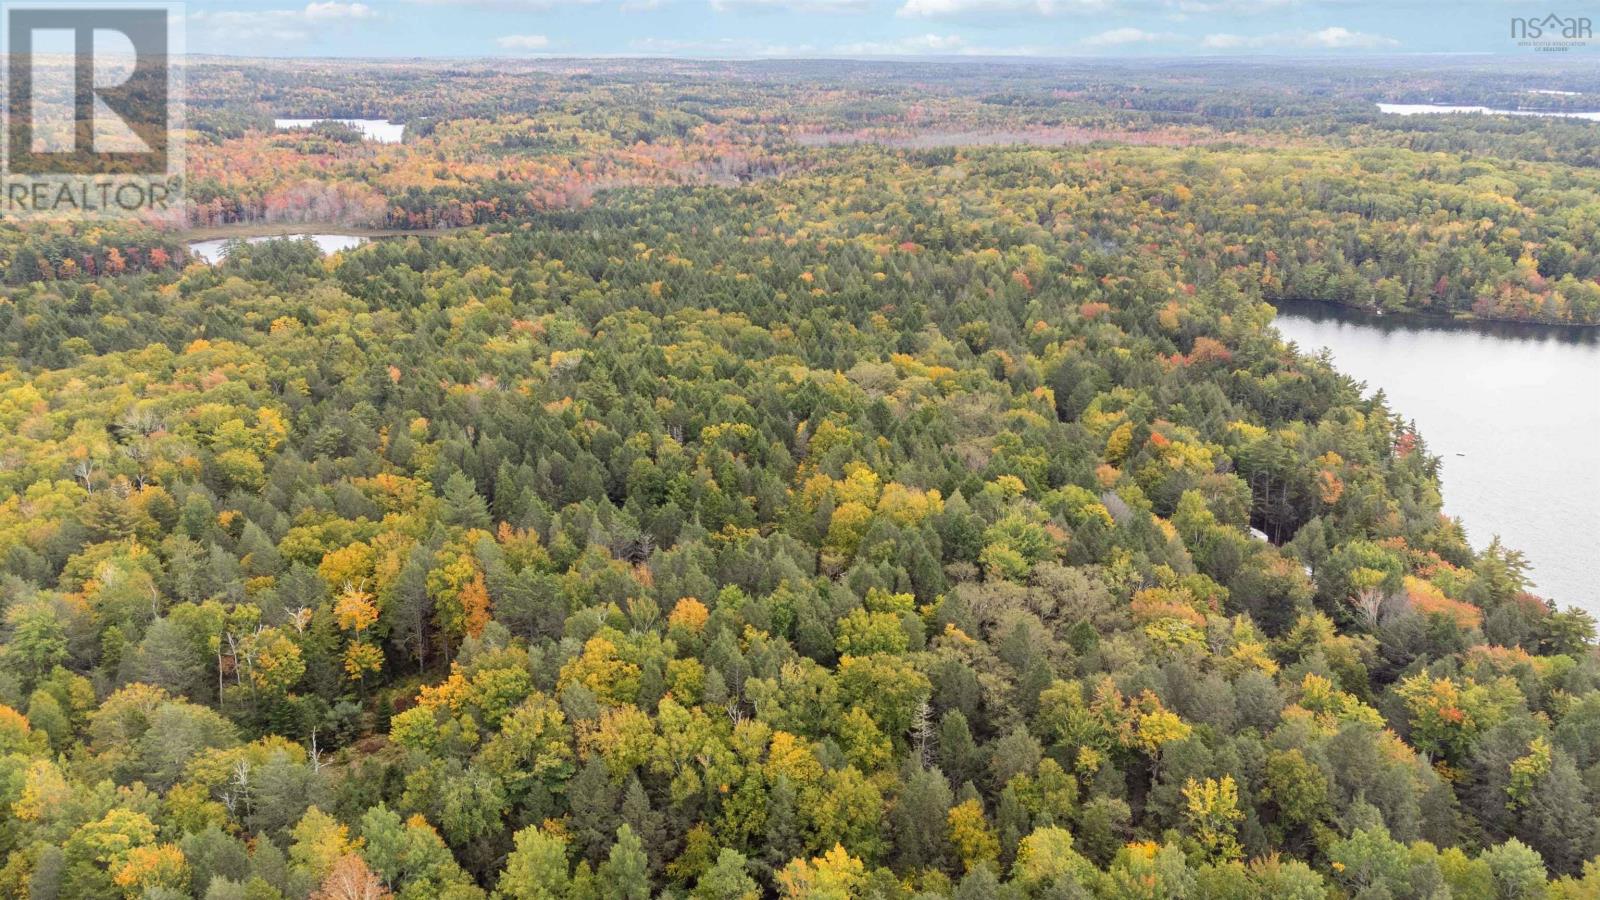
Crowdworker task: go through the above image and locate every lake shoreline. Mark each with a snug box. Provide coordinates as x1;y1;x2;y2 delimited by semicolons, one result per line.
1273;302;1599;612
1267;296;1600;332
173;223;454;242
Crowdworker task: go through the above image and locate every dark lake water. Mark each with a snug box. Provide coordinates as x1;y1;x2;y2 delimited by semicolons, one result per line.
1272;300;1599;618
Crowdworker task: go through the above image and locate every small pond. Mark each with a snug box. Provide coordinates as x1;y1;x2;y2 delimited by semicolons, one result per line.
187;233;368;264
274;118;405;143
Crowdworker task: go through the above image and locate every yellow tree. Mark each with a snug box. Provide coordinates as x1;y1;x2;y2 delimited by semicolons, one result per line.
1182;776;1244;863
111;844;190;899
247;627;305;699
334;585;383;691
427;541;492;661
776;845;866;900
290;807;360;884
948;799;1000;872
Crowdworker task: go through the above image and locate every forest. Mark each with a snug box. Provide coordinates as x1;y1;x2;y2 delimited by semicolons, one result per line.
0;58;1597;900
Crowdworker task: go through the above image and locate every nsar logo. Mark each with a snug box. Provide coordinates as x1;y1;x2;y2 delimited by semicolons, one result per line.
1511;13;1593;51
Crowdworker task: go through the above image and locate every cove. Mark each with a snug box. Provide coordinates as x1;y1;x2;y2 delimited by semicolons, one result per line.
1273;299;1599;616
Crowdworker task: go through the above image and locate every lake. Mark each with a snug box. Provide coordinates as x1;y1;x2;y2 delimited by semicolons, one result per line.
274;118;405;143
1376;102;1600;122
187;233;368;264
1272;300;1599;617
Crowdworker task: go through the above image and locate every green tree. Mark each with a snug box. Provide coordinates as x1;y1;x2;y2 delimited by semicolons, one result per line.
691;849;759;900
597;825;650;900
496;826;571;900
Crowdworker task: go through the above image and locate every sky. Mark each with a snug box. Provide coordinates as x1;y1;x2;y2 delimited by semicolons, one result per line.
176;0;1600;59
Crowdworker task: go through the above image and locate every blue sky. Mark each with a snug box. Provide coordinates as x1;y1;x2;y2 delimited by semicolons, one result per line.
179;0;1597;58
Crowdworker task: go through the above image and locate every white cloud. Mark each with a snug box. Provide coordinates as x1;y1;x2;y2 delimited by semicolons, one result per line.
1079;26;1174;46
832;32;1045;55
189;2;379;45
896;0;1324;21
1200;32;1246;48
897;0;1109;17
834;32;969;53
1203;25;1398;50
1166;0;1299;14
628;36;816;55
711;0;870;12
496;33;552;49
409;0;595;7
625;31;1040;57
1302;26;1398;49
303;1;376;20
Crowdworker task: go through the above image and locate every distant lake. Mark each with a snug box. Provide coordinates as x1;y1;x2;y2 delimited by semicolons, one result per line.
188;233;368;264
1377;102;1600;122
274;118;405;143
1272;300;1600;617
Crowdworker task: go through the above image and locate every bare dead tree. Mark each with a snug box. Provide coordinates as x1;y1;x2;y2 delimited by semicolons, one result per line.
1350;587;1389;631
911;700;934;769
73;458;99;493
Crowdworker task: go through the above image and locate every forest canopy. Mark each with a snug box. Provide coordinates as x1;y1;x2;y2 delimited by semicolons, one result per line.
0;57;1597;900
